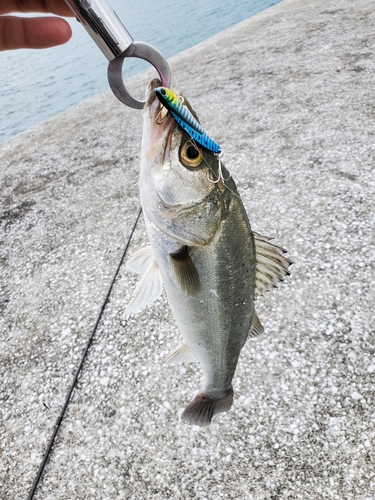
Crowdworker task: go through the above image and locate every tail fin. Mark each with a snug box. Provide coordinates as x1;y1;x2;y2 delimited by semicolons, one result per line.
181;388;234;427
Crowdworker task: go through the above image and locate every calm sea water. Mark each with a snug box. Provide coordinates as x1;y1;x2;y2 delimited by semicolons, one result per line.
0;0;279;142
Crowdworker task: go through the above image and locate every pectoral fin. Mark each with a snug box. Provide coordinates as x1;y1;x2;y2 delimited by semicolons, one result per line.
125;260;163;318
170;246;200;296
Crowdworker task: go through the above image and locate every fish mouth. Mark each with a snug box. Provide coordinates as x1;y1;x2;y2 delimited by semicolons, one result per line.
144;79;176;164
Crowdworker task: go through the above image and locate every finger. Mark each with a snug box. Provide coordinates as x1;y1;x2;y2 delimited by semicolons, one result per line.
0;16;72;50
0;0;74;17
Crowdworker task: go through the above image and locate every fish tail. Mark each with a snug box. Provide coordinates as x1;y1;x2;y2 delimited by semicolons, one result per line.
181;388;234;427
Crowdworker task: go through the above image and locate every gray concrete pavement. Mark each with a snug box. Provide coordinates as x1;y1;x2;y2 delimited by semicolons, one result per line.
1;0;375;498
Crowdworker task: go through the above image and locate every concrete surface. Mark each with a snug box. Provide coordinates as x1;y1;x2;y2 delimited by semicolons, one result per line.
1;0;375;498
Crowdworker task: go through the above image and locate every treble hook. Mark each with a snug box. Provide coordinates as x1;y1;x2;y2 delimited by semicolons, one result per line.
206;153;231;184
64;0;171;109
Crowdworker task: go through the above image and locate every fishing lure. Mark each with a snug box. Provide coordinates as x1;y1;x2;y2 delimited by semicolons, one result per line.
155;87;222;154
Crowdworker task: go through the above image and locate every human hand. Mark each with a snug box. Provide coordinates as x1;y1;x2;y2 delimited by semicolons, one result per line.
0;0;74;51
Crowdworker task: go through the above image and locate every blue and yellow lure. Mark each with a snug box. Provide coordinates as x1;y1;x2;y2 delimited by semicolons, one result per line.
155;87;222;155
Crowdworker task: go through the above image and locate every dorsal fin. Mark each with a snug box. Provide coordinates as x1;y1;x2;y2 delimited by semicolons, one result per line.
254;232;293;299
249;313;264;337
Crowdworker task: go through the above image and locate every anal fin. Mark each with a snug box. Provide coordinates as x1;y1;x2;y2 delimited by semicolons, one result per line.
165;343;197;364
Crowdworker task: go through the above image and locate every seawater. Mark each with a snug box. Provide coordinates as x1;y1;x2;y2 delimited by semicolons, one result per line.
0;0;279;143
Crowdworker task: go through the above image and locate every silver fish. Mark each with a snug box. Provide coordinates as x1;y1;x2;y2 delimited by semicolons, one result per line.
125;79;292;426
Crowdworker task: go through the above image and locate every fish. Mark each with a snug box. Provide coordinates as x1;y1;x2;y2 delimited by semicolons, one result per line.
125;78;292;427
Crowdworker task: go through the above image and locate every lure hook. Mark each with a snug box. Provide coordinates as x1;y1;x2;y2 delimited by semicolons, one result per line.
206;152;231;184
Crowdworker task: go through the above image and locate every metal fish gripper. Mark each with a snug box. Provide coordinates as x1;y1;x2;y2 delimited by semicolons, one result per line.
64;0;171;109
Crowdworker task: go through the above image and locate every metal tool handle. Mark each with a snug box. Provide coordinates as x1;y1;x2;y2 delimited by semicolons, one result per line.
64;0;133;61
64;0;171;109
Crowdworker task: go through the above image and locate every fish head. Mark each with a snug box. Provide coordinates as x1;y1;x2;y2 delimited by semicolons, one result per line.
140;79;228;245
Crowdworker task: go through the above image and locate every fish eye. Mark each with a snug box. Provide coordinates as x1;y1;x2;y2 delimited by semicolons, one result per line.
186;146;199;159
180;142;204;168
